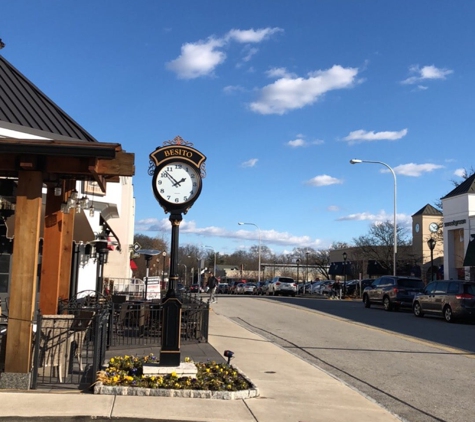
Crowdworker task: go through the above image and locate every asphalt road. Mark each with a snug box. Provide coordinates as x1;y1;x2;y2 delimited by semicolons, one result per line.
213;295;475;422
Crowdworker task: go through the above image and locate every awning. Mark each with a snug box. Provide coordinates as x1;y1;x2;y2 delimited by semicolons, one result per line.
463;236;475;266
130;260;138;271
5;205;95;242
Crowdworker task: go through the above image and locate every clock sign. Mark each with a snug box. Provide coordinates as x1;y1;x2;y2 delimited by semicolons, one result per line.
149;136;206;214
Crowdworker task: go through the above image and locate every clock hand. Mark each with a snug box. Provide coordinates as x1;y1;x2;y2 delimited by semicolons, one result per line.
172;177;187;187
164;171;179;186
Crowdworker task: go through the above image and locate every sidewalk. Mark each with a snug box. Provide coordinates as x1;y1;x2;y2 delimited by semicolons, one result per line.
0;308;402;422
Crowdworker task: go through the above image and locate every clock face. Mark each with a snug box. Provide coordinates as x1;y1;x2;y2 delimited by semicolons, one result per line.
415;223;420;233
154;161;201;205
429;222;439;233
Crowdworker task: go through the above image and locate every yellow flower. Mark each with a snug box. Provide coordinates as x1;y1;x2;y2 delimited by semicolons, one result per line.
171;372;177;378
206;368;210;373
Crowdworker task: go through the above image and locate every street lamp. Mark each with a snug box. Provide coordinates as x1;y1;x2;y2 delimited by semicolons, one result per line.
205;245;217;275
296;258;300;292
343;252;347;297
427;238;436;282
180;263;187;286
305;250;310;295
238;222;261;284
350;158;397;276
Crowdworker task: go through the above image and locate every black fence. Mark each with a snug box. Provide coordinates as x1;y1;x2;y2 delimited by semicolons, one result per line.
109;292;209;347
31;306;110;390
22;291;209;390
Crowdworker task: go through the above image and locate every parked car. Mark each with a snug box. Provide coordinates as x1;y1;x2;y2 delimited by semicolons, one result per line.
235;283;246;294
189;283;203;294
363;276;425;311
314;280;333;295
412;280;475;322
259;280;272;295
217;282;229;294
238;283;256;295
267;276;297;297
228;280;242;294
254;281;268;295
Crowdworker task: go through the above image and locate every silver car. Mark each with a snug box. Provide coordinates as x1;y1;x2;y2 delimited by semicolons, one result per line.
412;280;475;322
267;276;297;297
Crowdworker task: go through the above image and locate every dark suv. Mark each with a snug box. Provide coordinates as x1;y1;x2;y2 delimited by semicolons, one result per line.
412;280;475;322
363;276;425;311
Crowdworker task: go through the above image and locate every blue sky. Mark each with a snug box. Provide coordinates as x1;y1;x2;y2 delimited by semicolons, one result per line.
1;1;474;255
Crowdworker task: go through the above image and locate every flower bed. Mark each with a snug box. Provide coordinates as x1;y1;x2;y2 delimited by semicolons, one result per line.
94;354;259;400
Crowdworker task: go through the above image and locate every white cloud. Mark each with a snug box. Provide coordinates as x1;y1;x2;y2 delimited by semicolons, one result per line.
241;158;258;168
327;205;340;212
250;65;359;115
136;218;322;249
167;27;282;79
391;163;444;177
454;168;466;177
166;38;226;79
287;138;306;147
305;174;343;187
311;139;324;145
265;67;295;79
343;128;408;144
226;27;283;43
287;137;324;147
337;211;412;228
401;65;453;85
223;85;245;94
241;47;259;62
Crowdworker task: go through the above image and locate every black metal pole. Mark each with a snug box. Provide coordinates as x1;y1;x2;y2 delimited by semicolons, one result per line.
160;212;182;367
430;249;434;282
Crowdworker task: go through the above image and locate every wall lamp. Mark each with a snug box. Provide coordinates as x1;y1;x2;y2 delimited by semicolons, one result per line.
60;189;91;214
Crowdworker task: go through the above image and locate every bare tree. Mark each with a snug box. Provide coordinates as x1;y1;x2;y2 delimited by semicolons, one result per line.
352;221;412;275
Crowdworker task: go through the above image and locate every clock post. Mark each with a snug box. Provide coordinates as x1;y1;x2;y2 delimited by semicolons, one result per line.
149;136;206;366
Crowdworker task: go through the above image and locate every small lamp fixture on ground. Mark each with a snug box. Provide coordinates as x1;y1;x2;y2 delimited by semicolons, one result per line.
350;158;397;276
427;238;437;282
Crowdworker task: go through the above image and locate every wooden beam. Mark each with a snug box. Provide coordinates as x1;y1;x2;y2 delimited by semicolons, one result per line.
94;151;135;176
4;171;43;374
59;181;75;302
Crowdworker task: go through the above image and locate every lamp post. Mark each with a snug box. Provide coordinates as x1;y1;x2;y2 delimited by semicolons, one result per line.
238;222;261;284
350;159;397;276
296;259;300;293
427;238;436;282
180;263;187;286
343;252;347;297
205;245;217;275
305;250;310;295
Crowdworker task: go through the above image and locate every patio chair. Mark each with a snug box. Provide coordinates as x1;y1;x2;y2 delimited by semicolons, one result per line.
38;315;75;383
70;310;95;371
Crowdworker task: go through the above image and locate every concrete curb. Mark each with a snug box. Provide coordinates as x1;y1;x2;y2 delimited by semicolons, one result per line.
94;365;259;400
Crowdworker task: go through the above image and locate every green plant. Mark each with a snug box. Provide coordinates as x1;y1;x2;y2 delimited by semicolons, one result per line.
96;354;252;391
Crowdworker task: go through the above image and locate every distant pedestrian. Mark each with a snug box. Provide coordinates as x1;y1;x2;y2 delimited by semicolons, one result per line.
208;272;218;303
332;280;341;300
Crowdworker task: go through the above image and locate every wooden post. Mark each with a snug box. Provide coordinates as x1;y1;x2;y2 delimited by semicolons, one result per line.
4;171;42;374
39;180;75;314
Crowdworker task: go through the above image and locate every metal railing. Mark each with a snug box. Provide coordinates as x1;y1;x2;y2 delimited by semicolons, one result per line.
1;291;209;390
109;292;209;347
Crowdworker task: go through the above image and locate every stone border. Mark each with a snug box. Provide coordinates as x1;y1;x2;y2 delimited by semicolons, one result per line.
94;366;259;400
